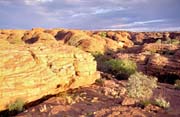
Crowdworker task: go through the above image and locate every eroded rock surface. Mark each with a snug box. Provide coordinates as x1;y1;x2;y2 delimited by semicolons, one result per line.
0;43;99;111
0;28;180;112
116;43;180;80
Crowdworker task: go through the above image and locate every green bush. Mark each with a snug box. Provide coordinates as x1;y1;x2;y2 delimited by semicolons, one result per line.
99;32;107;38
174;79;180;90
127;72;157;100
139;100;152;107
95;78;105;86
155;38;180;45
171;39;180;45
105;59;137;77
155;39;162;44
159;38;180;45
154;97;170;109
93;54;112;72
8;98;25;112
91;51;103;58
163;37;172;44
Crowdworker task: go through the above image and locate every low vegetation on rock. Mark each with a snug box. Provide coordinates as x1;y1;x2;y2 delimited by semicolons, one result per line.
99;32;107;38
154;97;170;109
155;38;180;45
174;79;180;90
8;99;25;112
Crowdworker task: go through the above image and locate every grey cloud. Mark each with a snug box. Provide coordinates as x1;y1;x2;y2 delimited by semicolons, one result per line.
0;0;179;31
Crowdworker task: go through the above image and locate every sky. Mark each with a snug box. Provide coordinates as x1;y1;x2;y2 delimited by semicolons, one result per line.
0;0;180;31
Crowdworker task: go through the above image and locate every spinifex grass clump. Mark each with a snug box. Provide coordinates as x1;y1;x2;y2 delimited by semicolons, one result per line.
154;97;170;109
105;59;137;78
127;72;157;100
174;79;180;90
8;98;25;112
99;32;107;38
155;38;180;45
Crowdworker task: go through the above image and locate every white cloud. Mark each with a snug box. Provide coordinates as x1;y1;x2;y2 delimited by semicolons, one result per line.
111;19;165;28
71;13;86;17
92;7;125;14
71;7;125;17
24;0;53;5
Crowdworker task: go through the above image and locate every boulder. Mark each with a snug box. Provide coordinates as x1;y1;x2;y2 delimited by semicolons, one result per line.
23;32;56;44
7;31;25;44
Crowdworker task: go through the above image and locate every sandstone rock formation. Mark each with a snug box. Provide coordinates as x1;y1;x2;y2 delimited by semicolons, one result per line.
55;30;123;54
1;28;180;112
116;43;180;80
95;31;134;48
0;43;100;111
146;53;180;76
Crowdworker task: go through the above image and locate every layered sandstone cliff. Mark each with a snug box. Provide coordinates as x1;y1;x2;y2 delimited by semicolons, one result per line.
0;43;99;111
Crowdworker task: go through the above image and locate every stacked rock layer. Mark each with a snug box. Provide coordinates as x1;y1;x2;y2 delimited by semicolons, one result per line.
0;43;100;111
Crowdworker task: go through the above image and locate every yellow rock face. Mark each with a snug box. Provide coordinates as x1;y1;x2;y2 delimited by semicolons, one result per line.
0;43;100;111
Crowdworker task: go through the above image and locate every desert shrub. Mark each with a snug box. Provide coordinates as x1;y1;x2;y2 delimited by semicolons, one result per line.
171;39;180;45
95;78;105;86
127;72;157;100
139;100;152;108
160;38;180;45
155;39;162;44
99;32;107;38
155;37;180;45
105;59;137;77
91;51;103;58
174;79;180;90
162;37;172;44
154;97;170;109
93;54;112;72
8;98;25;112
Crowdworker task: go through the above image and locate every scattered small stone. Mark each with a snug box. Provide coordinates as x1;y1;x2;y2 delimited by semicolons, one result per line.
121;97;137;106
91;97;99;103
31;108;35;112
120;87;127;95
144;104;161;112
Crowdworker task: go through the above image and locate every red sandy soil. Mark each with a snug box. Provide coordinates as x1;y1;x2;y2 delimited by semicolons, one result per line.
16;78;180;117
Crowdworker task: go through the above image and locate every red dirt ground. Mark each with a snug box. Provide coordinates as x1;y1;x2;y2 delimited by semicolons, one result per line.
16;79;180;117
